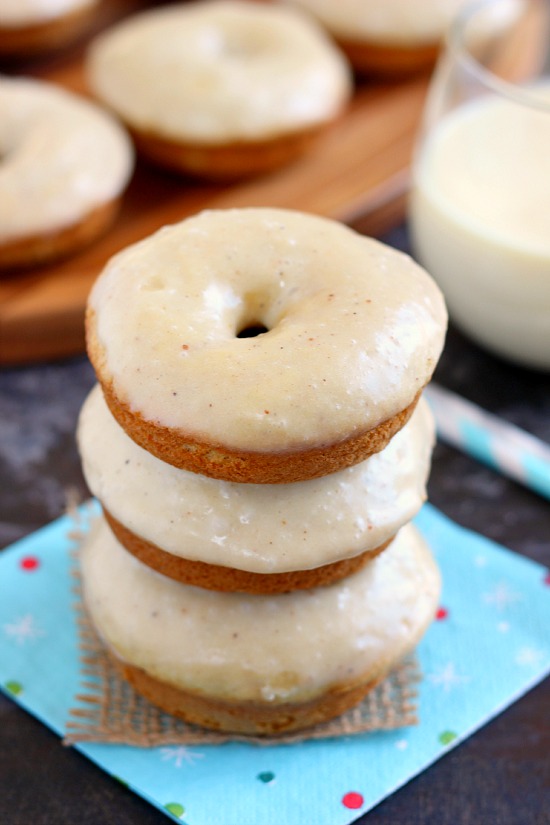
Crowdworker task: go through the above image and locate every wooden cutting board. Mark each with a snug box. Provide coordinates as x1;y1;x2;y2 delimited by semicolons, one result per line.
0;1;430;365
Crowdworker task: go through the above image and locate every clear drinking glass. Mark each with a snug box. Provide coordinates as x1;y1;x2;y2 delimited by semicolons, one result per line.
409;0;550;370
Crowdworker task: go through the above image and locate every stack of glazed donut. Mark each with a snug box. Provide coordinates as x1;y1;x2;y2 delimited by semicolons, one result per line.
77;206;448;735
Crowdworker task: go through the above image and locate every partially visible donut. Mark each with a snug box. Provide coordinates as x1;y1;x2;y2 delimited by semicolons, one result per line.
81;517;441;735
86;207;447;484
0;0;99;58
0;76;134;271
85;0;352;179
281;0;472;75
77;384;435;591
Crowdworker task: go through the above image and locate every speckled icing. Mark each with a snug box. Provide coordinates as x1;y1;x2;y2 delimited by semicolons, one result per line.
284;0;489;44
81;518;440;703
78;384;435;572
89;208;447;453
86;0;351;144
0;76;133;242
0;0;95;26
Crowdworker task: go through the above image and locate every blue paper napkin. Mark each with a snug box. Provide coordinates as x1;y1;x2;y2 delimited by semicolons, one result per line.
0;503;549;825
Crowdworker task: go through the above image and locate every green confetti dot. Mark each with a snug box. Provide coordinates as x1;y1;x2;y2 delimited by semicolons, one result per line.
439;730;458;746
112;775;129;788
257;771;275;784
164;802;186;819
5;681;23;696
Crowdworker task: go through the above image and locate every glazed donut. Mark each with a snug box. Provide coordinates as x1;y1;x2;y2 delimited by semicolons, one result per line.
86;207;447;484
0;76;134;271
78;384;435;592
281;0;473;75
81;517;441;735
0;0;99;58
85;0;352;179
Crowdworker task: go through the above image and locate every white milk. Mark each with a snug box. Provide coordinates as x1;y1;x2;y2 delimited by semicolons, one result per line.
410;83;550;370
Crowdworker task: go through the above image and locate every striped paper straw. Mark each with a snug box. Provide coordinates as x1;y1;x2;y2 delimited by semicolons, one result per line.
424;383;550;501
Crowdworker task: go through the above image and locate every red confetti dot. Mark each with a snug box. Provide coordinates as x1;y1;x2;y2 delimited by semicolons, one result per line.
436;607;448;620
20;556;39;571
544;573;550;586
342;792;364;810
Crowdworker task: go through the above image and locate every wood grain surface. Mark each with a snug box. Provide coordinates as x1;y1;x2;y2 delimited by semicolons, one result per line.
0;0;430;365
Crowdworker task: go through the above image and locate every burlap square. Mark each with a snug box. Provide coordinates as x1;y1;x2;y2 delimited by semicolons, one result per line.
64;508;421;747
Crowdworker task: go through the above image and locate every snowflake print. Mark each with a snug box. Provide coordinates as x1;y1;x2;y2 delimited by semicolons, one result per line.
483;582;522;611
160;746;205;768
427;662;470;692
515;647;545;667
3;614;46;645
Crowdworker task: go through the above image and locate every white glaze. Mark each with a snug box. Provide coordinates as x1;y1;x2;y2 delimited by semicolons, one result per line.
89;208;447;453
86;0;351;144
0;0;96;27
0;76;133;243
283;0;472;45
411;84;550;369
81;518;440;703
78;385;435;573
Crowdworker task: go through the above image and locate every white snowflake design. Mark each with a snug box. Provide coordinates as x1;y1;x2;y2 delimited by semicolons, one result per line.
515;647;545;667
3;614;46;645
483;582;522;611
427;662;471;692
159;746;205;768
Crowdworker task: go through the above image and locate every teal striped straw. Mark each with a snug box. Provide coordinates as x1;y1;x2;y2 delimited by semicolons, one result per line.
424;383;550;501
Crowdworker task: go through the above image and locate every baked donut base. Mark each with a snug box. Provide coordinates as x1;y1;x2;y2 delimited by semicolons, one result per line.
127;120;337;180
0;4;97;58
338;37;439;76
86;323;422;484
0;198;121;272
111;652;391;736
103;506;392;594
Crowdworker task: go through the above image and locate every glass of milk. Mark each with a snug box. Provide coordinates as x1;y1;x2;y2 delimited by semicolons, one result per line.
409;0;550;370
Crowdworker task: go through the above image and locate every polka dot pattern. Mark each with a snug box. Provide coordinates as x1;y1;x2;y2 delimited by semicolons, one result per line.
257;771;275;784
342;791;364;809
438;730;458;746
164;802;185;820
19;556;40;571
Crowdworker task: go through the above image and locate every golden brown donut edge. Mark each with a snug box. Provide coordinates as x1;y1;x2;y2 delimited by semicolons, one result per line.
86;307;422;484
0;3;98;58
0;198;121;272
110;652;390;736
102;505;393;595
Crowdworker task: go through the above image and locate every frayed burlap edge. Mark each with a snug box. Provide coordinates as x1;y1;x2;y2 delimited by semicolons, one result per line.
64;501;421;747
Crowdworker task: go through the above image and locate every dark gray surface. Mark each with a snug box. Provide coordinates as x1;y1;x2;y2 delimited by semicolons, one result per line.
1;225;549;825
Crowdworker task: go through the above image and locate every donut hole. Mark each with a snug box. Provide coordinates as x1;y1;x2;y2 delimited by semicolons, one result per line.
236;322;269;339
236;292;272;338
